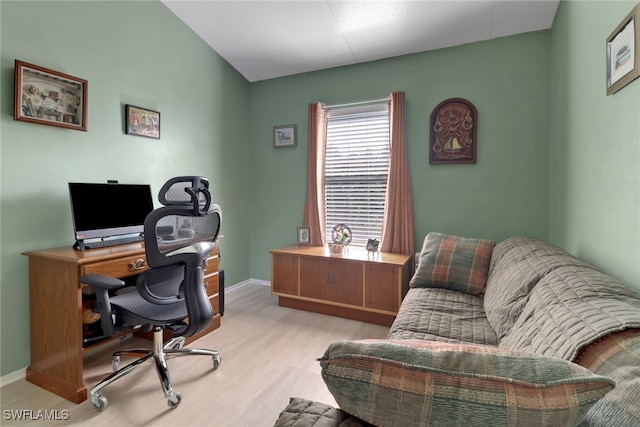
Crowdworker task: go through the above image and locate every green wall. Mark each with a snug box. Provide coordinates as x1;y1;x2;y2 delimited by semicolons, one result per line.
0;1;251;376
549;1;640;289
248;32;552;281
2;0;639;380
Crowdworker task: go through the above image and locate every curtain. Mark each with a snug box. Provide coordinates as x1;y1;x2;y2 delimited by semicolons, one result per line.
303;102;327;245
380;91;415;254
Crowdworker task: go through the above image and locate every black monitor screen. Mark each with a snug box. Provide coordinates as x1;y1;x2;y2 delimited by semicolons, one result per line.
69;182;154;240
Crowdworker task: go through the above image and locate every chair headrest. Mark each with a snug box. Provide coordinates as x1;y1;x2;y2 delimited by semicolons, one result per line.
158;176;211;215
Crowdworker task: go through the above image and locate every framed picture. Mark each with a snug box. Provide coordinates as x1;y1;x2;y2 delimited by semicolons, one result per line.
14;60;87;131
606;4;640;95
273;125;297;148
429;98;477;164
126;104;160;139
297;226;310;246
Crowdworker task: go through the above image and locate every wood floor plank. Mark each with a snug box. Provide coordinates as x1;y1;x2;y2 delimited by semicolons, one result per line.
1;284;389;426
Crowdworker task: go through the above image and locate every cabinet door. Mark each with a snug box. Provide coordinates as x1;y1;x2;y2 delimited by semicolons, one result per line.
365;264;399;313
299;257;328;300
328;260;363;306
272;254;298;295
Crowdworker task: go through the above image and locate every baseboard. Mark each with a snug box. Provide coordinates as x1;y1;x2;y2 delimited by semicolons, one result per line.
0;368;26;387
0;278;271;388
225;278;270;295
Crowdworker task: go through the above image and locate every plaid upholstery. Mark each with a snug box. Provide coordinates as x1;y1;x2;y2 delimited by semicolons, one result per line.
410;232;495;295
273;397;373;427
576;329;640;426
319;340;615;427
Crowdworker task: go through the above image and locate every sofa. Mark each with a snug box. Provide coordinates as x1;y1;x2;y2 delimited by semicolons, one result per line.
274;234;640;427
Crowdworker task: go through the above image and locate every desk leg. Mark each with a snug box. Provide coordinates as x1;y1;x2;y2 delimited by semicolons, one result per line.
27;257;87;403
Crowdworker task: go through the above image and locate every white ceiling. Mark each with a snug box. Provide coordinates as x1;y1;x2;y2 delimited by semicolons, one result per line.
162;1;559;82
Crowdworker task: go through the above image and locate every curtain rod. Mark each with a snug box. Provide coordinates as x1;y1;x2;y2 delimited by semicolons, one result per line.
326;96;390;110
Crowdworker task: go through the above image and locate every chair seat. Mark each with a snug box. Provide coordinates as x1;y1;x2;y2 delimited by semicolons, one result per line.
111;291;188;325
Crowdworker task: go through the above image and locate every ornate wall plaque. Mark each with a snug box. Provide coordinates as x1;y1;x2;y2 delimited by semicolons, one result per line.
429;98;477;164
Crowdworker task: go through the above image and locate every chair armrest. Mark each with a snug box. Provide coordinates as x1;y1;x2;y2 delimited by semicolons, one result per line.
79;274;125;289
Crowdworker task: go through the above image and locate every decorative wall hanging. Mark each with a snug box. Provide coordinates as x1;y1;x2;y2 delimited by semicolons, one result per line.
606;3;640;95
125;104;160;139
14;60;87;131
273;125;297;148
429;98;477;164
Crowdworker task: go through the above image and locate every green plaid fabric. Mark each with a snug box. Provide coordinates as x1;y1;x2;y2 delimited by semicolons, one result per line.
576;329;640;426
410;233;495;295
319;340;615;427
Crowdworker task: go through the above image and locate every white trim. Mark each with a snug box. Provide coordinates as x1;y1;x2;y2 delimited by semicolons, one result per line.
0;368;26;386
224;278;270;295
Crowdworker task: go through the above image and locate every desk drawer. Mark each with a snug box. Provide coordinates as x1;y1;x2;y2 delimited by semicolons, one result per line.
204;272;219;297
81;255;149;278
204;254;219;277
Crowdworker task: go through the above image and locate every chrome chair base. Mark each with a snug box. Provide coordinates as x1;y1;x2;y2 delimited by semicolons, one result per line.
89;328;221;412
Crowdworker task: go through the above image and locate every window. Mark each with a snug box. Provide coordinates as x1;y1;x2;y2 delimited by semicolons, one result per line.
324;103;390;247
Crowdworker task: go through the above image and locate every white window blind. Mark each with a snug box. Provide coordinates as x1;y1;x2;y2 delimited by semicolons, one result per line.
325;103;390;247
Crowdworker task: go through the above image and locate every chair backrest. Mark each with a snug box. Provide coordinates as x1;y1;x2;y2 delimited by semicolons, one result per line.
138;176;222;337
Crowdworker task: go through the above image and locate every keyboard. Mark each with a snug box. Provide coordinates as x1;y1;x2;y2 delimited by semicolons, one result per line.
80;235;144;249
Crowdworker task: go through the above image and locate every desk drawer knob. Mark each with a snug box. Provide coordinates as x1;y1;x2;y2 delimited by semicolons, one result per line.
128;259;147;270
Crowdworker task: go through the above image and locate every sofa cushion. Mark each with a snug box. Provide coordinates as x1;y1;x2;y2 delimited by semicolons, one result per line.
499;265;640;361
387;287;498;345
319;340;615;427
483;237;593;340
410;232;494;295
575;329;640;426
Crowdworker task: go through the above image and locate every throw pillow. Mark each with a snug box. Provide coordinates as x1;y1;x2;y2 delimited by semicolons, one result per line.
319;340;615;427
410;232;494;295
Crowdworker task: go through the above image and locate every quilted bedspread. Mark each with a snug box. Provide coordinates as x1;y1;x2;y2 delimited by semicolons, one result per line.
387;287;498;345
486;237;640;361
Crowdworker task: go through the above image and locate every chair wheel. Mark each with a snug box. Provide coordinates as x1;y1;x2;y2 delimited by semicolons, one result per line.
167;391;182;409
92;394;108;412
213;354;221;370
112;356;120;372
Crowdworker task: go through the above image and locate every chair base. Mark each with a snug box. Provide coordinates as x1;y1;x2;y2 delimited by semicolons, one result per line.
89;328;220;412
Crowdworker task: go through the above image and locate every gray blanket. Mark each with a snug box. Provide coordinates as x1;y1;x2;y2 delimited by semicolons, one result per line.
387;287;498;345
486;237;640;361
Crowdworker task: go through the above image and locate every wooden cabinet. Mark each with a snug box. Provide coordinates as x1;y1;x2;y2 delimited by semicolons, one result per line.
270;245;413;326
22;242;220;404
271;253;298;295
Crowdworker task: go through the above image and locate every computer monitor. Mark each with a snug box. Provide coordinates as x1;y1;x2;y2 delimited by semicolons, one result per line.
68;182;154;241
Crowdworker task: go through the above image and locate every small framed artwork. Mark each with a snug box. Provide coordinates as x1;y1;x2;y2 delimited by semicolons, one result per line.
297;226;310;247
14;60;87;131
126;104;160;139
274;125;297;148
606;4;640;95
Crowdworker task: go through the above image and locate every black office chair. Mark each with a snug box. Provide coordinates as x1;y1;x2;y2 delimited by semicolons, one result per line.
80;176;222;412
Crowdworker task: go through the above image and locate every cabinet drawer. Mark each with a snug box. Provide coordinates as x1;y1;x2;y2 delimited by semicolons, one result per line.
81;256;149;278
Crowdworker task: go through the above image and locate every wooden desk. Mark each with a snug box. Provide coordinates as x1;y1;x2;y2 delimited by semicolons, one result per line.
270;245;413;326
22;243;220;404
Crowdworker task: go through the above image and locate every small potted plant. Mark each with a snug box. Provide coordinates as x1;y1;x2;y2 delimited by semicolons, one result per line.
329;224;351;255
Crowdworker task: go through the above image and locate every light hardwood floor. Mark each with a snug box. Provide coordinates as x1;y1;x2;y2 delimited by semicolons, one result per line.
1;284;389;426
